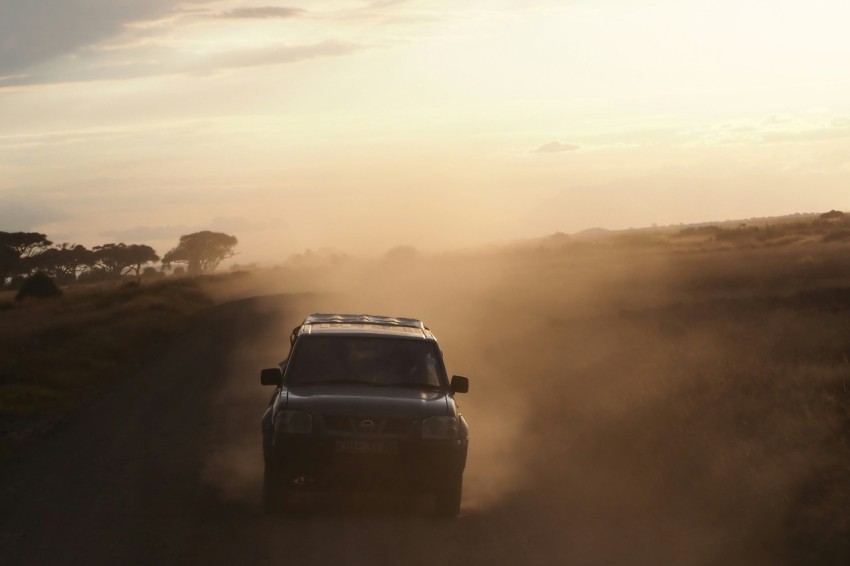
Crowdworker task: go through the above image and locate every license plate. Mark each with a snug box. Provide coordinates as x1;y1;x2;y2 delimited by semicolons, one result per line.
334;440;399;455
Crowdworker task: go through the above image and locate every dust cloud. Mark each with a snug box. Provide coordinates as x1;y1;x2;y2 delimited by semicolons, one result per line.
199;242;850;565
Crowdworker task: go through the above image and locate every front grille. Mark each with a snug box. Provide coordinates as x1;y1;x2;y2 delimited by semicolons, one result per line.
382;419;413;434
323;416;351;432
320;416;413;435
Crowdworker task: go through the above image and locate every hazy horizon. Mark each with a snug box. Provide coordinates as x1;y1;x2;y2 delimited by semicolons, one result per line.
2;0;850;263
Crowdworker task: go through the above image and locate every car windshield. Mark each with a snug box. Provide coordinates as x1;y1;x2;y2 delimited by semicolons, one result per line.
286;335;447;388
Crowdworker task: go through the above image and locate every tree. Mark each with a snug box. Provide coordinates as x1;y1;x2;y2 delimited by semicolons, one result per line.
163;231;238;274
29;244;95;283
820;210;845;221
0;232;52;258
0;232;52;283
123;244;159;278
0;244;18;287
93;243;159;278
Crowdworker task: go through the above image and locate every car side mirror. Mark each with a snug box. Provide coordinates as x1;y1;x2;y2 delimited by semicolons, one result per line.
450;375;469;394
260;367;282;386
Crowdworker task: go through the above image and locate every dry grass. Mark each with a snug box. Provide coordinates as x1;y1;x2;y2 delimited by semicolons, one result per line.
450;242;850;565
0;278;214;457
241;224;850;564
2;213;849;562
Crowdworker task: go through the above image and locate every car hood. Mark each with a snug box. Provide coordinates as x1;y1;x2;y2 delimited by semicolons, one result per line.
284;384;449;418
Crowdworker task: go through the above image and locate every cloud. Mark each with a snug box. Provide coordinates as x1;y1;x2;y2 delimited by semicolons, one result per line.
100;217;283;243
761;126;850;144
0;40;367;89
210;216;284;233
217;6;307;19
324;0;428;23
368;0;414;7
202;40;364;73
0;0;204;76
0;198;68;232
0;0;419;89
99;224;194;243
532;141;580;154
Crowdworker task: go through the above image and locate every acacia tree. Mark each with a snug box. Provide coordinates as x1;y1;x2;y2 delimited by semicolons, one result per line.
93;243;159;278
29;244;95;283
0;244;17;286
0;231;52;259
123;244;160;277
163;231;238;274
0;231;52;282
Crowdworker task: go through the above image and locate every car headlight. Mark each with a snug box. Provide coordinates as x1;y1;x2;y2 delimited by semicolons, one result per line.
422;416;459;439
275;410;313;434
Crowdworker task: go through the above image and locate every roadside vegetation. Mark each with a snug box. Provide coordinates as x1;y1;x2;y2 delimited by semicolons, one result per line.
470;247;850;564
0;277;214;459
0;227;242;459
0;229;239;290
456;213;850;564
254;209;850;564
2;210;849;562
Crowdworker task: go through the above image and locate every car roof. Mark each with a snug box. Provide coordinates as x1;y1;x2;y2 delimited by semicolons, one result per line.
295;313;436;341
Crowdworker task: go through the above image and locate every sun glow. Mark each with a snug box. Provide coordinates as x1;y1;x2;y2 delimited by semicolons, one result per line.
1;0;849;257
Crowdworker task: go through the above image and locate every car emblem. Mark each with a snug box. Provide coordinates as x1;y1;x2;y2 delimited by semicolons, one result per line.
359;419;376;432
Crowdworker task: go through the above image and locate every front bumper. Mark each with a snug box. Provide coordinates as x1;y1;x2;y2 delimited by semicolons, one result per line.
269;435;468;491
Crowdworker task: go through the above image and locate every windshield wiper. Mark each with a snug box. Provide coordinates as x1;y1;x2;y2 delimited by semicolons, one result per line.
298;378;374;386
376;382;444;391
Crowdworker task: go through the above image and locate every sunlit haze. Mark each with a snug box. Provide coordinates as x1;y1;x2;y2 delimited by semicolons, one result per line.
2;0;849;262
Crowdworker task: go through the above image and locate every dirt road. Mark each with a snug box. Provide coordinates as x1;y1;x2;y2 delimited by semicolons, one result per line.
0;294;560;566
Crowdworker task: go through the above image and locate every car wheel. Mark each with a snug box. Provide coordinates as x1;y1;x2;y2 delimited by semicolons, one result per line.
434;473;463;518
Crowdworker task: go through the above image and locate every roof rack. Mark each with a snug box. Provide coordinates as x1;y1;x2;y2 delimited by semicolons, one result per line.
303;313;427;331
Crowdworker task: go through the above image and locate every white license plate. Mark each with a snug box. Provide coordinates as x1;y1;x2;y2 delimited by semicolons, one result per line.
334;440;399;455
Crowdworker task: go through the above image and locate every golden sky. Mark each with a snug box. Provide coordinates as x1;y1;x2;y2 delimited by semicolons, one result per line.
1;0;849;261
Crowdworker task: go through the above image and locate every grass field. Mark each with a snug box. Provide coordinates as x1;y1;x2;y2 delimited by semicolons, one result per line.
0;278;215;458
474;254;850;564
2;215;849;563
458;235;850;564
245;221;850;564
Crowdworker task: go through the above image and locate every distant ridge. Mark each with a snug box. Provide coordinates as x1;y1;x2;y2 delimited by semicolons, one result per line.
567;212;829;241
571;227;613;239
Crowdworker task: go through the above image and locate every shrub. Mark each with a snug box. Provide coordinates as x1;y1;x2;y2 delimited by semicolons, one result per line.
15;272;62;302
141;266;164;280
76;270;112;284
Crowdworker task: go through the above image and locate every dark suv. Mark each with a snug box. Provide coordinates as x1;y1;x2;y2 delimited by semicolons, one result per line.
260;313;470;516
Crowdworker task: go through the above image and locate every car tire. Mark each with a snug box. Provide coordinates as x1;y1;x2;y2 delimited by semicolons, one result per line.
434;473;463;518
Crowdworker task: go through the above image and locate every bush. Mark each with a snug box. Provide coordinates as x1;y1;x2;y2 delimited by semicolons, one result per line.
76;270;112;284
15;272;62;302
141;266;164;280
